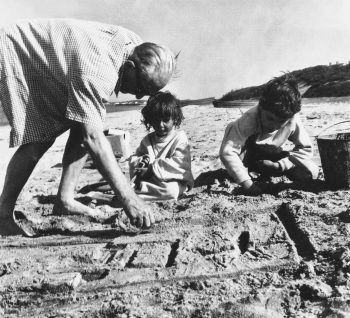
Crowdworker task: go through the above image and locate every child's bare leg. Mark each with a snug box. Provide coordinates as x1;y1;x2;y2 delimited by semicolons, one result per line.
0;141;53;236
53;127;102;219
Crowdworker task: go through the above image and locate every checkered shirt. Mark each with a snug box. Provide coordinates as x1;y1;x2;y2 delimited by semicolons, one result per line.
0;19;141;147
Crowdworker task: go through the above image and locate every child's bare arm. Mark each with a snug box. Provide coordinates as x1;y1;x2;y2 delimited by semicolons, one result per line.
219;113;258;184
220;139;251;184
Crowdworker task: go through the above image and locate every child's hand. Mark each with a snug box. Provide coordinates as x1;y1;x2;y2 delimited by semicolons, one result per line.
140;155;150;167
135;167;149;177
256;160;281;176
136;155;150;174
135;164;153;180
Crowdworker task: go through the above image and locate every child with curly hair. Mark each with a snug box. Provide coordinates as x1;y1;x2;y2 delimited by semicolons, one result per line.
220;75;318;195
129;92;194;200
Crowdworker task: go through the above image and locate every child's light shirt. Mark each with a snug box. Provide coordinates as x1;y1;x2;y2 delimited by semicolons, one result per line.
129;129;194;200
220;105;316;184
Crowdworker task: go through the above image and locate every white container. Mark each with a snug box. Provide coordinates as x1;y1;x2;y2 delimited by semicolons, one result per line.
104;128;132;158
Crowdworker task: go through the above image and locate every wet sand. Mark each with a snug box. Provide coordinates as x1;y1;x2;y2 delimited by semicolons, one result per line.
1;98;350;317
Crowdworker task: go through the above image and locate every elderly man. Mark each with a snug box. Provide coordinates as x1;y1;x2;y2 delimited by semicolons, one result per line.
0;19;176;236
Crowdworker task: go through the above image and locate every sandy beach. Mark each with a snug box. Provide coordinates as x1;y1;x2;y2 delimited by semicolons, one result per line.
1;98;350;317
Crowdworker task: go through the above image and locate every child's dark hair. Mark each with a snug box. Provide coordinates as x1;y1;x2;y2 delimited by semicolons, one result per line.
141;91;184;130
259;75;301;118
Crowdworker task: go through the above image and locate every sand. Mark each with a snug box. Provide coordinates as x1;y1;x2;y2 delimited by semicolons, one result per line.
1;98;350;317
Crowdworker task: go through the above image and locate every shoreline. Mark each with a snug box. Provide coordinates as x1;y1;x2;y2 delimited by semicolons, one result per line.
1;96;350;126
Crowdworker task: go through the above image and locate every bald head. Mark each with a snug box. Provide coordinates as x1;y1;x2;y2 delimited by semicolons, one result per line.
131;42;177;91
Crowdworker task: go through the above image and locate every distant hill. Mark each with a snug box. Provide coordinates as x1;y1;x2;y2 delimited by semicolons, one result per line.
218;63;350;101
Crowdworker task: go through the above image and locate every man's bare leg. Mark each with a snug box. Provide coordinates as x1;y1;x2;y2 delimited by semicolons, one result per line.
53;127;104;220
0;141;53;236
54;123;155;228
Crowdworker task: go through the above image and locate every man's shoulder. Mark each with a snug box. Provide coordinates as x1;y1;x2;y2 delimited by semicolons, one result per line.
39;19;141;44
115;26;142;45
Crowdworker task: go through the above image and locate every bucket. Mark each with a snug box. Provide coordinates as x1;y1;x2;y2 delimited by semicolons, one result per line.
104;128;132;158
316;121;350;189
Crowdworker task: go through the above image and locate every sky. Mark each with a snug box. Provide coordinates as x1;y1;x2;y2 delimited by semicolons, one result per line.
1;0;349;100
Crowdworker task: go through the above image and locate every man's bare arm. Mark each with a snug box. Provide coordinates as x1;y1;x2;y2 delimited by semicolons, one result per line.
80;122;154;227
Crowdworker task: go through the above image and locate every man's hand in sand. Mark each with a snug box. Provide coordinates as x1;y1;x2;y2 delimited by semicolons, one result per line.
124;197;155;228
240;179;263;196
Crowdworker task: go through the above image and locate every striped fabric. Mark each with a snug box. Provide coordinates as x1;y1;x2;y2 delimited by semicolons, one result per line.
0;19;141;147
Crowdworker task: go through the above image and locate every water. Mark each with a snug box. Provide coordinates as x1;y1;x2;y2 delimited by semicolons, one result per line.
0;103;143;126
1;96;349;127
